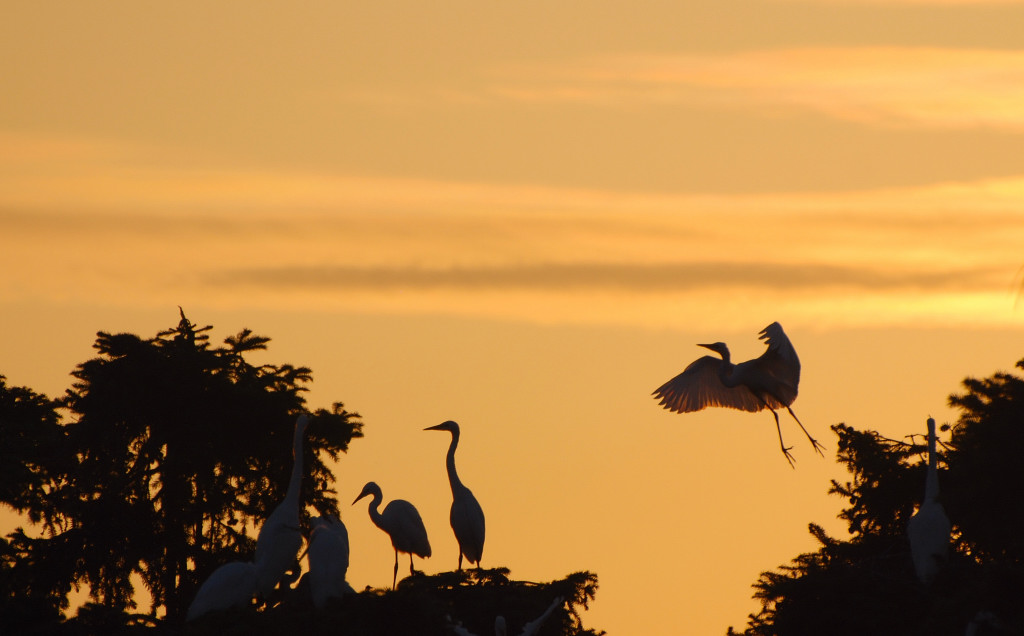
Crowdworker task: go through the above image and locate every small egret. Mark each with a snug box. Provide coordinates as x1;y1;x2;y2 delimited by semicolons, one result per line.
907;416;951;585
186;561;257;621
425;420;486;569
652;321;823;466
450;596;564;636
253;414;309;598
353;481;431;589
308;515;353;608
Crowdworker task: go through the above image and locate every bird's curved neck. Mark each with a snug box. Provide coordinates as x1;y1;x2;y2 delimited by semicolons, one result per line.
367;491;385;528
925;420;940;501
715;348;740;387
284;422;307;507
444;431;465;493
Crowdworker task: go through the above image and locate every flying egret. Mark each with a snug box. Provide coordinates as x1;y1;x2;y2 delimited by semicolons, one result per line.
186;560;258;621
353;481;432;589
307;515;353;608
425;420;486;570
907;416;951;585
652;321;823;466
253;414;309;598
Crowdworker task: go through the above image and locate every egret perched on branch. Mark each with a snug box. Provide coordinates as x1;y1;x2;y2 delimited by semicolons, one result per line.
425;420;486;570
253;414;309;598
652;322;823;466
907;416;951;585
186;561;258;621
450;596;564;636
353;481;431;589
307;515;353;608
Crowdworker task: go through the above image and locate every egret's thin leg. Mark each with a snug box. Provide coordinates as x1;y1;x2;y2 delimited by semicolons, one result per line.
458;552;463;571
392;550;399;589
409;553;415;575
771;408;796;468
787;407;825;456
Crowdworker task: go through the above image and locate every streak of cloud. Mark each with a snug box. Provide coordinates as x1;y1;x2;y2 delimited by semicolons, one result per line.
493;47;1024;131
210;261;1005;295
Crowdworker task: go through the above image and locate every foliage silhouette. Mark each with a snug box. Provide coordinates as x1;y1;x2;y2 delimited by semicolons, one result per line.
1;313;605;635
0;312;363;626
728;357;1024;636
184;567;601;636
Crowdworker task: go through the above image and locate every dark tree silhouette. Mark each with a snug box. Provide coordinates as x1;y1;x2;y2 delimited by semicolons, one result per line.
0;313;363;625
729;357;1024;636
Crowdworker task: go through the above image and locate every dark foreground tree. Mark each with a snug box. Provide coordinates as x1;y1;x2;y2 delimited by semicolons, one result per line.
0;312;363;626
729;357;1024;636
2;313;606;635
183;568;602;636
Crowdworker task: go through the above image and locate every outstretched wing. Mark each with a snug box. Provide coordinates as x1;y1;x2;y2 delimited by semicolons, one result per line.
652;356;764;414
752;322;801;405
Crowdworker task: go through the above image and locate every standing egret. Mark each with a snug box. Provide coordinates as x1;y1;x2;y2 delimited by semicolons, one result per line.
253;414;309;598
425;420;486;569
353;481;431;589
907;416;951;585
307;515;353;608
186;561;258;621
652;321;823;466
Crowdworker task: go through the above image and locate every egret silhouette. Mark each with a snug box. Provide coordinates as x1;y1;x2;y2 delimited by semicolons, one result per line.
907;416;951;585
652;321;822;466
253;414;309;598
425;420;486;569
186;561;257;621
307;515;353;608
450;596;563;636
353;481;431;589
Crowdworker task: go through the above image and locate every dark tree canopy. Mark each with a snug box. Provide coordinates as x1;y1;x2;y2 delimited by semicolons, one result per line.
1;313;605;636
729;357;1024;636
1;313;363;627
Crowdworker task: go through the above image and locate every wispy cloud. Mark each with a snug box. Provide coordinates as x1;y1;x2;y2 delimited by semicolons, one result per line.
492;48;1024;131
4;131;1023;329
211;261;1005;294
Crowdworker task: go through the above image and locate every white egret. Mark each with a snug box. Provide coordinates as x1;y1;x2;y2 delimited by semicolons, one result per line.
253;414;309;598
450;596;563;636
353;481;432;589
186;560;257;621
307;515;353;608
425;420;486;569
907;416;951;585
652;321;823;466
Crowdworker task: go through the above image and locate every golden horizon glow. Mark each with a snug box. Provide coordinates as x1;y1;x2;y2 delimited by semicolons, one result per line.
4;2;1024;633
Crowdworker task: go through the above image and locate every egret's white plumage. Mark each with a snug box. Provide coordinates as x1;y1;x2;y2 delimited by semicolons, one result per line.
308;515;353;608
425;420;485;569
907;416;951;585
652;322;822;466
186;560;258;621
353;481;431;589
450;596;563;636
253;414;309;598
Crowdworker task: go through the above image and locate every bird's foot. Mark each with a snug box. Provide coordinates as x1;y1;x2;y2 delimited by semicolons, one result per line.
809;437;826;457
781;445;796;468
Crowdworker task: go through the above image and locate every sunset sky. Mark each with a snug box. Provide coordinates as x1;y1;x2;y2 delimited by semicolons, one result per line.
4;1;1024;633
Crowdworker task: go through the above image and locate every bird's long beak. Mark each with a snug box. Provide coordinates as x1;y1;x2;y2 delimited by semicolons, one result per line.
697;343;715;350
352;493;366;506
424;423;445;431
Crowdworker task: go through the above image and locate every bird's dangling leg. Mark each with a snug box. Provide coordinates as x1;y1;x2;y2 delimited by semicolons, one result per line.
409;553;415;576
770;409;796;468
393;550;399;589
787;406;825;456
458;551;464;571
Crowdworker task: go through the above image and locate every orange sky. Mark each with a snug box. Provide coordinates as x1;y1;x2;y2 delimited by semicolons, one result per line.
3;2;1024;633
